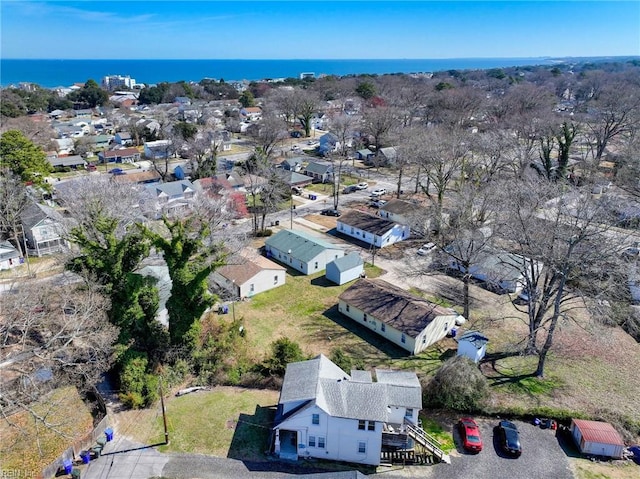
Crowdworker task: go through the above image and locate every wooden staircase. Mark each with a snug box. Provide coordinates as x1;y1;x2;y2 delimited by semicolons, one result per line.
404;421;451;464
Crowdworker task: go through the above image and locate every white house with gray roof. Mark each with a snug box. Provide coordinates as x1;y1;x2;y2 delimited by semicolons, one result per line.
325;252;364;285
337;210;410;248
273;354;424;465
264;229;344;275
338;278;465;355
20;202;66;257
141;180;196;219
456;330;489;364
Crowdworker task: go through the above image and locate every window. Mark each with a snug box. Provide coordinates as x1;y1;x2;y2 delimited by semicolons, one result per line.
314;261;318;269
358;420;366;430
381;323;386;332
318;437;325;448
312;413;319;425
250;283;255;292
371;320;376;329
444;322;449;331
368;421;375;431
274;275;278;284
405;408;413;418
422;335;426;343
401;333;406;344
358;441;366;454
289;257;292;264
363;313;367;322
346;304;350;312
350;227;354;234
308;435;316;447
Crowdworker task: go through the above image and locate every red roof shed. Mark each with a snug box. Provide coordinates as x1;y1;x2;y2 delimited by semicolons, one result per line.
570;419;625;458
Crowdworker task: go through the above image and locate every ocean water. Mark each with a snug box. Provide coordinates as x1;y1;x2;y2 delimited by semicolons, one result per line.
0;58;554;88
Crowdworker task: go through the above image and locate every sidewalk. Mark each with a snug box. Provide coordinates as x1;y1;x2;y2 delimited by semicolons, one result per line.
79;436;169;479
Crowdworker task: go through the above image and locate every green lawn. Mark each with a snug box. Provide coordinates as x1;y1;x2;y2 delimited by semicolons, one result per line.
145;387;279;460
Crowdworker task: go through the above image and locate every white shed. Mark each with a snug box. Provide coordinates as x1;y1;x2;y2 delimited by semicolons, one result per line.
570;419;625;459
456;331;489;364
325;252;364;285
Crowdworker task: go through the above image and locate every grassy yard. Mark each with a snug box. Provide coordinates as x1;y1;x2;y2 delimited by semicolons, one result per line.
128;387;279;461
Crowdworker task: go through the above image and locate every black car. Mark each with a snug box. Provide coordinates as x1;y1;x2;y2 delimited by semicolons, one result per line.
320;208;341;217
496;420;521;457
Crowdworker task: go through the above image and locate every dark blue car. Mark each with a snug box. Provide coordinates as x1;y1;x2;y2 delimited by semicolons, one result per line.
497;420;522;457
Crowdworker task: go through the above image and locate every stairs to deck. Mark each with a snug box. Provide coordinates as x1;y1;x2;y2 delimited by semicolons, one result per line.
404;421;451;464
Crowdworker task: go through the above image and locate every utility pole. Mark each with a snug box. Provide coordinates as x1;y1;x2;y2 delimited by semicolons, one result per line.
159;378;169;444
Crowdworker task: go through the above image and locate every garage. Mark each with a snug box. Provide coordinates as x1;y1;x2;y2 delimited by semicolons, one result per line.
570;419;625;459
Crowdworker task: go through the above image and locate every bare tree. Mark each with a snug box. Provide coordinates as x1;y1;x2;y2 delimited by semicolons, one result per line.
328;113;357;158
361;106;399;167
294;89;320;138
498;177;629;377
0;172;29;254
249;113;288;159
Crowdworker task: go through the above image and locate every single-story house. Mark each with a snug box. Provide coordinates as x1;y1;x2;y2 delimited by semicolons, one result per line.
114;132;133;145
304;161;334;184
20;202;66;257
356;149;375;162
273;354;442;466
48;155;87;170
87;134;112;151
377;147;397;165
570;419;625;459
280;157;304;173
275;169;315;188
456;331;489;364
144;140;174;160
379;199;419;226
446;246;543;294
54;138;75;155
0;241;22;270
326;252;364;285
338;278;465;355
140;180;196;219
264;229;344;275
336;210;410;249
211;253;286;299
98;147;141;164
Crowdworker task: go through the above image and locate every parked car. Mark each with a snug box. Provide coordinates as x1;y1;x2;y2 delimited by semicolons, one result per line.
320;208;341;217
513;289;531;305
343;185;358;194
496;420;521;457
369;199;387;208
291;186;304;195
370;188;387;197
356;182;369;190
417;242;436;256
458;417;483;453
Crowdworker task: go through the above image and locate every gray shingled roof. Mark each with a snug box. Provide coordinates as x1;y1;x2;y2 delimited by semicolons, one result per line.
338;210;397;236
380;199;416;215
279;354;422;423
305;161;332;175
20;202;64;231
339;278;461;337
329;252;363;272
265;229;341;263
145;180;194;198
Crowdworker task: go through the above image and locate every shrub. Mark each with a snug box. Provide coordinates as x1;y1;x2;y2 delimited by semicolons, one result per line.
262;337;306;377
256;229;273;237
424;356;490;411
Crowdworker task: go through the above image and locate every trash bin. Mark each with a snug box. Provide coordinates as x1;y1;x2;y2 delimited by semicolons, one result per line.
80;450;91;464
91;445;102;458
63;459;73;474
71;468;81;479
222;305;229;314
105;427;114;442
97;435;107;447
275;220;280;226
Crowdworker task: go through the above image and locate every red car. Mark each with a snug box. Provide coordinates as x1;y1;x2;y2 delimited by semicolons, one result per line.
458;417;483;453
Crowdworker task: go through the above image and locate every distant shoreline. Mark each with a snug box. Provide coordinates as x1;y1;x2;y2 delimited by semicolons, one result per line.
2;56;637;88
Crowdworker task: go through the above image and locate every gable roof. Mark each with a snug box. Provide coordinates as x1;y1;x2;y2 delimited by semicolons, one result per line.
572;419;624;446
279;355;422;423
275;169;314;186
265;229;341;263
145;179;194;198
217;255;285;285
328;252;363;272
339;278;460;337
103;147;139;158
338;210;397;236
0;241;21;262
21;202;64;231
305;161;333;175
380;199;417;215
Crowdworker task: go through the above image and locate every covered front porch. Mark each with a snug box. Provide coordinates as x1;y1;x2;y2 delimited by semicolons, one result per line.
273;429;299;461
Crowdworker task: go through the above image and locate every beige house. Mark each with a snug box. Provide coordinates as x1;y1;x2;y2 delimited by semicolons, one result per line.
211;254;286;299
338;279;464;355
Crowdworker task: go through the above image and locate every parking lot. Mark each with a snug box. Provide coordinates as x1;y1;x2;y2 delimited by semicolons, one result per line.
416;418;574;479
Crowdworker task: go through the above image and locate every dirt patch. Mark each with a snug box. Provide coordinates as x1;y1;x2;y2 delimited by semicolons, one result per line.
304;214;338;229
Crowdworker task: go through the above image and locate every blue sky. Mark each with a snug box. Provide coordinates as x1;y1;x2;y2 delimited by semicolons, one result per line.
1;1;638;59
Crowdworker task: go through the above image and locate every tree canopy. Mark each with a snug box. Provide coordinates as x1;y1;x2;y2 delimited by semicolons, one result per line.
0;129;52;189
